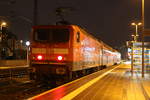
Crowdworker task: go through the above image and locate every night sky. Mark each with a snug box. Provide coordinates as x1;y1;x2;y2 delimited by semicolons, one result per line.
0;0;150;48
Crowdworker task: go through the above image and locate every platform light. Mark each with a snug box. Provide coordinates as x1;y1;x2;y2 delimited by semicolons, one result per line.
1;22;7;27
131;22;142;42
20;40;23;43
131;22;142;26
131;23;136;26
26;41;30;46
138;22;142;25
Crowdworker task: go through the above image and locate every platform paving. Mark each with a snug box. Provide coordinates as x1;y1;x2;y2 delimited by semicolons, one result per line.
71;64;150;100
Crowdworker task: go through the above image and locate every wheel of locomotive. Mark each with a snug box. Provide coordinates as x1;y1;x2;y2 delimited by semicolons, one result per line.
82;69;86;76
64;71;73;82
35;73;43;81
29;71;43;82
72;71;78;80
29;67;36;80
68;71;73;80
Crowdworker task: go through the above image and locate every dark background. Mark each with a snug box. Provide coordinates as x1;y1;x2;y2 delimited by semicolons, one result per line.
0;0;150;48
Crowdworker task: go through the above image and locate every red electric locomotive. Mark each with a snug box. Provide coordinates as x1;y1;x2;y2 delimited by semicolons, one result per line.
29;25;121;82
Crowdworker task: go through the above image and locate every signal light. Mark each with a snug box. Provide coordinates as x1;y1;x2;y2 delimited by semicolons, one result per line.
37;55;43;60
57;56;63;61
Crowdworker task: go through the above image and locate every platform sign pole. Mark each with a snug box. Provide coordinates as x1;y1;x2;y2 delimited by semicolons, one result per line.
131;42;134;73
142;35;144;77
141;0;145;78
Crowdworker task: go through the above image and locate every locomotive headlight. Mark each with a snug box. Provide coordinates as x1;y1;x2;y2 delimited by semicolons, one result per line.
57;56;63;61
37;55;43;60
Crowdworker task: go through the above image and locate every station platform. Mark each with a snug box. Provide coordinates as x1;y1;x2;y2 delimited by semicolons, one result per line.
28;63;150;100
0;65;29;70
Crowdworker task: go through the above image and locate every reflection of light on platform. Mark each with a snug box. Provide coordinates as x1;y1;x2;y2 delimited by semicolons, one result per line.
30;86;66;100
53;86;66;99
124;61;131;64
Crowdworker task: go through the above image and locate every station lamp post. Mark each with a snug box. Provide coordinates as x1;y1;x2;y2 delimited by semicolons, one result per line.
130;22;142;73
141;0;145;77
26;41;30;65
0;22;7;59
0;22;7;42
131;22;142;42
131;0;145;77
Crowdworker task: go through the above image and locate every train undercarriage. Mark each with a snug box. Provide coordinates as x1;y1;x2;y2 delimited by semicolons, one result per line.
29;64;108;85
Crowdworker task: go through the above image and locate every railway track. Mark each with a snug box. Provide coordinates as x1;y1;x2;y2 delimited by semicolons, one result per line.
0;79;53;100
0;66;108;100
0;67;72;100
0;67;29;78
0;67;50;100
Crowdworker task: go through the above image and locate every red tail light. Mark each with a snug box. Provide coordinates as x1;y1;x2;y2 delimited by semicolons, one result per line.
37;55;43;60
57;56;63;61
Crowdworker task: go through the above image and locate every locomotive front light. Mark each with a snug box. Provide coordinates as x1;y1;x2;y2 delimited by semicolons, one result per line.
37;55;43;60
57;56;63;61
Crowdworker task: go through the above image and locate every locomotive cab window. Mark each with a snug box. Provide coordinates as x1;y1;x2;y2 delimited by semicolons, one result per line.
34;28;70;42
77;32;80;42
52;29;69;42
35;29;49;41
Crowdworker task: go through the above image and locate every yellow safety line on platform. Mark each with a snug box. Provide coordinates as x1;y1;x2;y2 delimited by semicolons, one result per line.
60;65;120;100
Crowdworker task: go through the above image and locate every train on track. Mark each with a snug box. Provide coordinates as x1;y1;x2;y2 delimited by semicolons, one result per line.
29;24;121;82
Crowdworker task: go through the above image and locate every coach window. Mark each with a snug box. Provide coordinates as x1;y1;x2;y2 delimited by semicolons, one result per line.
77;32;80;42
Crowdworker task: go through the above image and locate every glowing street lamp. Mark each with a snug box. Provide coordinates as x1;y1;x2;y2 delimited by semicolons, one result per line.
131;22;142;42
26;41;30;46
1;22;7;33
131;22;142;26
1;22;7;27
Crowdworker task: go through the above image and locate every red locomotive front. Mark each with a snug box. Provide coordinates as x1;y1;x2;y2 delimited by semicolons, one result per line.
30;25;74;81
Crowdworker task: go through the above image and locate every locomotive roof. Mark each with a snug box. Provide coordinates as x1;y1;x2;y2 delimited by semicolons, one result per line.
74;25;120;53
